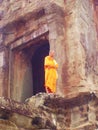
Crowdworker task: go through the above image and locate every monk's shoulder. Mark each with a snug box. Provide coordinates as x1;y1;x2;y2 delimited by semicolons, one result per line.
45;56;50;59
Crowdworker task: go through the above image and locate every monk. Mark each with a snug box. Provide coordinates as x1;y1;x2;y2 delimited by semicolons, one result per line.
44;50;58;93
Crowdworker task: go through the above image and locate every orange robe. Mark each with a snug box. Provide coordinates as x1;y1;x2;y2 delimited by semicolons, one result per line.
44;56;58;93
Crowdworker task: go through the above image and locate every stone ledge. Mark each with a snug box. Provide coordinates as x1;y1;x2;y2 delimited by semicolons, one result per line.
28;92;96;109
0;92;96;115
0;92;97;129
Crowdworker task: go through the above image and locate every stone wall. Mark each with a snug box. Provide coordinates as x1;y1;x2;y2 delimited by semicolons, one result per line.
62;0;98;96
0;93;98;130
0;0;66;100
0;0;64;28
0;1;98;129
0;0;98;102
94;0;98;39
0;0;98;130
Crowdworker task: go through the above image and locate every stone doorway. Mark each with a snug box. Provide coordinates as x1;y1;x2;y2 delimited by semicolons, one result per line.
11;39;49;102
32;41;49;95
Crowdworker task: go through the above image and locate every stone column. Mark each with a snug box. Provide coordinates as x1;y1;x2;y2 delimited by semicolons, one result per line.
0;45;9;97
63;0;87;93
64;0;98;95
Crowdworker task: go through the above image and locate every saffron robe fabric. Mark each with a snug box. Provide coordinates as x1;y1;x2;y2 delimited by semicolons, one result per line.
44;56;58;93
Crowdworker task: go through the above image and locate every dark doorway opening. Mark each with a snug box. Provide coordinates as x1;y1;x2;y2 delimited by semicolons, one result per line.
32;41;49;95
11;39;49;102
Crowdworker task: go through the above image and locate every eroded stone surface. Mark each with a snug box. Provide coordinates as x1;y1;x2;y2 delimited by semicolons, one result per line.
0;0;98;100
0;120;18;130
0;0;98;130
0;92;97;129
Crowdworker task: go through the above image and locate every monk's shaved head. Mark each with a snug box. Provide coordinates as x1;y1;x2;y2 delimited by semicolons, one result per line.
49;50;55;57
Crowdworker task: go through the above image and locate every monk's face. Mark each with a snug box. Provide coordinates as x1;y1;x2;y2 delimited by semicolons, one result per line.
49;51;54;58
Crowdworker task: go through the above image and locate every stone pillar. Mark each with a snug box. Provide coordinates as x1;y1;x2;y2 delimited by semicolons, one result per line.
63;0;98;95
0;45;9;97
0;49;5;96
63;0;87;93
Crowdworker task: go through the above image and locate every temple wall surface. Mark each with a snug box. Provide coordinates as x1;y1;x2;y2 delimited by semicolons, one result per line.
0;0;98;100
0;0;98;130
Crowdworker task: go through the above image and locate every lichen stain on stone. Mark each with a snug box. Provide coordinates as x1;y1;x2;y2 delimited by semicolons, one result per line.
0;119;18;130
